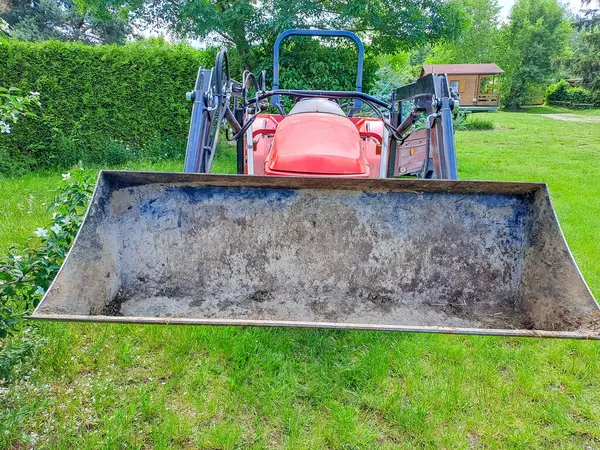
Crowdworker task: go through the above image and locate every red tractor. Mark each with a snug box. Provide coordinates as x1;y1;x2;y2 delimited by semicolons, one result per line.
184;29;459;180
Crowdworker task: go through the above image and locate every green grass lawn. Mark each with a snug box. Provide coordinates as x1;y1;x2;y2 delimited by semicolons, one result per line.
1;110;599;448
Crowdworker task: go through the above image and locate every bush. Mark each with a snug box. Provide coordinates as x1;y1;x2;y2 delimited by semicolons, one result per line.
0;39;379;175
545;80;599;107
545;80;570;103
370;65;413;103
453;110;495;131
0;171;94;380
140;136;185;163
569;87;594;105
254;37;378;93
464;118;495;130
0;40;211;175
0;169;93;380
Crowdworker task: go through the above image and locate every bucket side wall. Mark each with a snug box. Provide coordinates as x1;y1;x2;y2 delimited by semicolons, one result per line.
519;187;598;330
34;174;122;316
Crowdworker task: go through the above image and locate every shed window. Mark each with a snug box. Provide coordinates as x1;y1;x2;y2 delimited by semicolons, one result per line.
449;80;460;91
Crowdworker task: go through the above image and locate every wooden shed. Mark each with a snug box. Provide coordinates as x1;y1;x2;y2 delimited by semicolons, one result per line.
421;64;504;111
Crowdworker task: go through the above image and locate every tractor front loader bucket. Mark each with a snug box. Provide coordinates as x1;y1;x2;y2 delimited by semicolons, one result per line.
32;171;600;339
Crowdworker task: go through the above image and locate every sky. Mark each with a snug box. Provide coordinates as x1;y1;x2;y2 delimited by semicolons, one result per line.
498;0;585;17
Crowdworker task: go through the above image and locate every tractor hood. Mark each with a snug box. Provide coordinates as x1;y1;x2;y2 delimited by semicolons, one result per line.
267;113;369;176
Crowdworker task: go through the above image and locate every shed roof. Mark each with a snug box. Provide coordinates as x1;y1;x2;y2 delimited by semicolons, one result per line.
422;64;504;75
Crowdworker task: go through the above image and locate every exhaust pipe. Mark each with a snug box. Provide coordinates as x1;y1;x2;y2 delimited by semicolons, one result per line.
31;171;599;339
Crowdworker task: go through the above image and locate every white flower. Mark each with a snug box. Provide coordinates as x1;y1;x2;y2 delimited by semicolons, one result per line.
52;212;58;219
0;121;11;134
61;217;71;226
13;255;22;262
30;91;40;98
0;19;9;33
50;224;62;234
61;172;71;181
34;286;45;296
34;228;48;238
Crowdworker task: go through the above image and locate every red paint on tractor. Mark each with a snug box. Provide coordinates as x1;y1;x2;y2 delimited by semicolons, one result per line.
266;113;369;176
250;114;389;178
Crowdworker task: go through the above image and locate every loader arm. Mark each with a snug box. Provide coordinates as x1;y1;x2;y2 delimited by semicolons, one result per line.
390;74;459;179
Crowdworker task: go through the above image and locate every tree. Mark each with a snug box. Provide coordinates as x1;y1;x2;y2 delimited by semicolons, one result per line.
1;0;130;44
427;0;501;64
76;0;466;69
497;0;571;109
570;27;600;91
571;0;600;91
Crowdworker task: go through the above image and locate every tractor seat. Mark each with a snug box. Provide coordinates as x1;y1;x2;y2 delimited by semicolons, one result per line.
288;98;345;117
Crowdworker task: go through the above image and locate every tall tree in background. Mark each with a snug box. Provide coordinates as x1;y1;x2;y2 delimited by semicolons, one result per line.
572;0;600;91
498;0;571;109
1;0;130;44
427;0;501;64
571;27;600;91
75;0;465;69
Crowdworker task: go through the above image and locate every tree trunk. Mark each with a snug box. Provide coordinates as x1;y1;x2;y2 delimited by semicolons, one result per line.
231;26;253;71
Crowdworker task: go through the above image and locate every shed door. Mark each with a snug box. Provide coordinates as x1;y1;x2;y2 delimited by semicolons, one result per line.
464;76;478;103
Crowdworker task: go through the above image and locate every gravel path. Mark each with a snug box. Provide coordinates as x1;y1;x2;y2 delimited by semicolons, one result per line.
542;114;600;123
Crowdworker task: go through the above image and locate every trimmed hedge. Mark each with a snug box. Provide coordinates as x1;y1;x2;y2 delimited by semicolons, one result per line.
545;80;599;108
0;39;377;176
0;40;211;175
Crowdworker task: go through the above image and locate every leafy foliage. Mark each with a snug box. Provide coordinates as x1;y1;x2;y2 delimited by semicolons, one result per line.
0;170;94;335
1;0;130;44
545;80;570;103
572;27;600;92
0;39;383;175
0;40;210;175
0;170;93;380
427;0;501;64
370;66;412;104
497;0;571;109
0;87;40;134
545;80;599;107
369;53;421;103
257;37;378;93
77;0;465;69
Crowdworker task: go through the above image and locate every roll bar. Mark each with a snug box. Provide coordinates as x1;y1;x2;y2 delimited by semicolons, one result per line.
272;29;365;110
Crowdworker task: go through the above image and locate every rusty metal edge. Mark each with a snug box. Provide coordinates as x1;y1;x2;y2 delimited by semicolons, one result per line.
100;170;547;195
28;313;600;340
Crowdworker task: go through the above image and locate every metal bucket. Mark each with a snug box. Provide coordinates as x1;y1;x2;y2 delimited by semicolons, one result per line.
31;171;600;339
